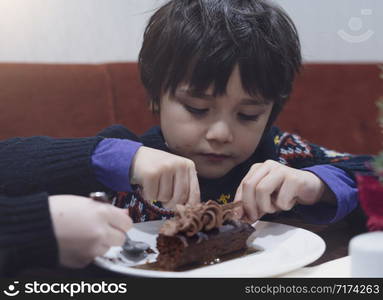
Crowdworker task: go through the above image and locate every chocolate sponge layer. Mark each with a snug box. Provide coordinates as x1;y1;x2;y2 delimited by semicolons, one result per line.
156;221;255;271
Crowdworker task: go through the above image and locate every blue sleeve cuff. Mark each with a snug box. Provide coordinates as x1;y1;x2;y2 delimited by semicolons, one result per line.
91;138;142;192
294;165;358;224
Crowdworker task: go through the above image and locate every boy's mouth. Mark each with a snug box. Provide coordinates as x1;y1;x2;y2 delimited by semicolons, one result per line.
198;153;232;163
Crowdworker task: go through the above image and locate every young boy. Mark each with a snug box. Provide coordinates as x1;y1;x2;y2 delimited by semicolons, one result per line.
0;1;371;275
106;0;372;224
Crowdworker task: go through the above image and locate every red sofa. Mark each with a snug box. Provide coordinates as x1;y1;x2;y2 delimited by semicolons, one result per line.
0;62;381;155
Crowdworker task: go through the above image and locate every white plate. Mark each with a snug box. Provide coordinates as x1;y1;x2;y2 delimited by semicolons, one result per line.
94;220;325;278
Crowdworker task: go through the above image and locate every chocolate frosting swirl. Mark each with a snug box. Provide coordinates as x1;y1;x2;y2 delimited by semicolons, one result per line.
159;200;240;237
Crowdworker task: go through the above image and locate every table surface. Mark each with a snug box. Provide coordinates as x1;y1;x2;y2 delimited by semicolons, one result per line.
18;216;366;278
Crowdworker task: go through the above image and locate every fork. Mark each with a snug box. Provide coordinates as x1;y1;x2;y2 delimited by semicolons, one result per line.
89;192;150;257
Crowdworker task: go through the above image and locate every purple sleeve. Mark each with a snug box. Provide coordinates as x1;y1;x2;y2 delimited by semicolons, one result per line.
91;138;142;192
293;165;358;224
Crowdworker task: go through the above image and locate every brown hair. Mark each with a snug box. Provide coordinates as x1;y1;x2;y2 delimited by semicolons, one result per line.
139;0;302;125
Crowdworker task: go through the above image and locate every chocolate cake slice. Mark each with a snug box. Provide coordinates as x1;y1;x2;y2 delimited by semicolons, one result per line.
156;201;255;270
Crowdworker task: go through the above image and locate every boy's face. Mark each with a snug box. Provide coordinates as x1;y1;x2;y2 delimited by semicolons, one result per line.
160;66;273;179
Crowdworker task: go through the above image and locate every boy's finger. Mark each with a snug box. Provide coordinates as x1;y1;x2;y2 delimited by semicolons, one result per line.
255;173;282;214
241;162;278;221
187;167;200;205
157;173;173;204
275;179;297;211
233;177;244;202
141;175;160;204
105;227;127;247
239;165;270;221
171;167;189;207
241;182;259;222
233;185;244;220
246;163;271;189
107;206;133;232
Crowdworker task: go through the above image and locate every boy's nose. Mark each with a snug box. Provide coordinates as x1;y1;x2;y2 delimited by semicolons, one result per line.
205;121;234;144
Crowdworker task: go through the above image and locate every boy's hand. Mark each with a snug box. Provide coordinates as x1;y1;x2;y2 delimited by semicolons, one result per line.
49;195;132;268
130;146;200;209
233;160;328;222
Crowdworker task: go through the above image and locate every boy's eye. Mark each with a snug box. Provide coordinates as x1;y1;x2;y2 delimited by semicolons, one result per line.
184;105;209;115
238;113;259;121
